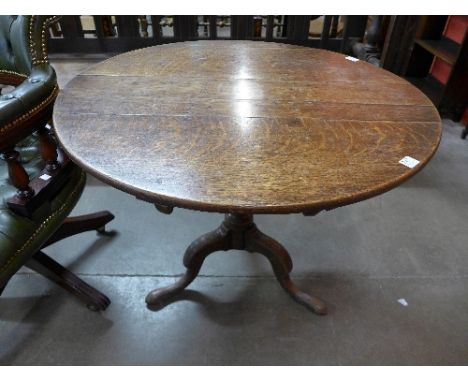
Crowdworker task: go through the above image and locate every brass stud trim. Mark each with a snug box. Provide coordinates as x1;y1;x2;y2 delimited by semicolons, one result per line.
0;85;59;135
29;16;60;65
0;70;27;79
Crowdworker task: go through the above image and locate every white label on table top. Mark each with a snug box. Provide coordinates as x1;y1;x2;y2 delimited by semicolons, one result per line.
39;174;51;181
345;56;359;62
399;156;420;168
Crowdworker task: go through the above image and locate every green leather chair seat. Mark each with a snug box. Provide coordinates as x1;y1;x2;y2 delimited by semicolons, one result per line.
0;135;85;286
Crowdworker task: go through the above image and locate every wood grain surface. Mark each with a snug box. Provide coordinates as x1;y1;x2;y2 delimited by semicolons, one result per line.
53;41;442;214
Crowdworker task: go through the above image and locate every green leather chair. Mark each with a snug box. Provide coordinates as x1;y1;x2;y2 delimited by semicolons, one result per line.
0;16;114;310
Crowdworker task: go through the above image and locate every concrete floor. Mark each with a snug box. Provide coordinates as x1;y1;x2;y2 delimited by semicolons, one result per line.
1;59;468;365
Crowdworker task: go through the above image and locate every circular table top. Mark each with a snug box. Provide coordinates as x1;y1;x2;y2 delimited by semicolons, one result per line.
53;41;442;214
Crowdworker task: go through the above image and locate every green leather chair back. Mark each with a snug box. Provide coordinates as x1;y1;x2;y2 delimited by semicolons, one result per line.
0;16;60;151
0;15;60;74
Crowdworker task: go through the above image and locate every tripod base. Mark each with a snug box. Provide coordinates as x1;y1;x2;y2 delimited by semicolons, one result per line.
146;213;326;315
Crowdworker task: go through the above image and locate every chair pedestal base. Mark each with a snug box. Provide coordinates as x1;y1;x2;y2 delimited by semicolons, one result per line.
36;210;114;310
1;210;115;310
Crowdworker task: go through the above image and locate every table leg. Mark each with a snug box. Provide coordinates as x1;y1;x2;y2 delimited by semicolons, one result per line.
145;213;327;315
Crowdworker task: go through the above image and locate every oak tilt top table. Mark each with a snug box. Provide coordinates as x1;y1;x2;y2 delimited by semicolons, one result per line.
53;41;441;315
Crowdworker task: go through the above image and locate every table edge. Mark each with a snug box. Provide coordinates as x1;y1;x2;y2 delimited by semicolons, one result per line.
53;119;442;215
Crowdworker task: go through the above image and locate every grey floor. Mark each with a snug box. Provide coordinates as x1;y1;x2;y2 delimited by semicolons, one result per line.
1;59;468;365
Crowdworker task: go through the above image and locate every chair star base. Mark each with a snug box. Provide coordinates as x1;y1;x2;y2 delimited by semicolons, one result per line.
0;211;115;311
26;251;111;311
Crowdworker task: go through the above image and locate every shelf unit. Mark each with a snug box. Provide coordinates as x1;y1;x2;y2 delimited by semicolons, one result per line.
404;16;468;121
414;37;459;65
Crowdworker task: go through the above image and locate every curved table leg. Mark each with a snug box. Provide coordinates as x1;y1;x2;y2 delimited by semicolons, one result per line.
146;213;327;315
245;226;327;315
145;226;230;306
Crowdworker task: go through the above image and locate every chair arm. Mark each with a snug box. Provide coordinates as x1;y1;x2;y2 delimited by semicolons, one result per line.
0;66;58;151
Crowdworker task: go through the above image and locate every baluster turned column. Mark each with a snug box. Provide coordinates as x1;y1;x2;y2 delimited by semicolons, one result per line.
3;149;34;199
38;127;60;174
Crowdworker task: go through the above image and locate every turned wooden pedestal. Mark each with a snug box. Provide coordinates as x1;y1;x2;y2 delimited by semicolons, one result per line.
145;213;327;314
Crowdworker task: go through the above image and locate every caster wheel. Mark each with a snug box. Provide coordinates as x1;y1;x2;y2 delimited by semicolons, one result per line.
97;226;116;236
87;304;99;311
